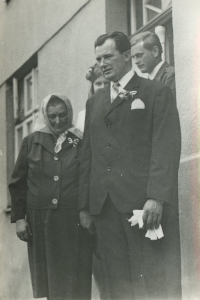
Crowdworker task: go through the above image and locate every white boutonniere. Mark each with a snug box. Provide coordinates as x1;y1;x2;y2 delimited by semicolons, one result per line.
118;89;137;100
68;137;80;147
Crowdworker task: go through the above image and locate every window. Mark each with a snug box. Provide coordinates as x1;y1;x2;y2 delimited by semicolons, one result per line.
129;0;174;65
130;0;172;31
15;124;23;159
24;72;34;115
14;113;38;160
143;0;172;24
13;67;39;158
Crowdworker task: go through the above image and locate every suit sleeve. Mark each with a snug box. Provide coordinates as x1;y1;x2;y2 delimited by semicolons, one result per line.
147;85;181;203
164;68;176;99
9;137;29;223
78;99;93;211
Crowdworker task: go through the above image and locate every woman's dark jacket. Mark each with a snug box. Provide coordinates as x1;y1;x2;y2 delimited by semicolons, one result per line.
9;131;81;222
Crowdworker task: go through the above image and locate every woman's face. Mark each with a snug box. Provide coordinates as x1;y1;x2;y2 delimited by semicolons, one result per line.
93;75;109;94
47;102;68;134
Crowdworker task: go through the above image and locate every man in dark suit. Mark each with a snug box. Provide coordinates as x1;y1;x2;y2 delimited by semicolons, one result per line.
131;31;181;299
79;31;181;300
130;31;176;98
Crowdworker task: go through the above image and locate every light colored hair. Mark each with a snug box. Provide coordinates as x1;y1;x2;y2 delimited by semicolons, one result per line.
130;31;163;56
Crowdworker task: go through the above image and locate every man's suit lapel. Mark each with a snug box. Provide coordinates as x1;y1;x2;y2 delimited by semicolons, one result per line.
104;73;140;118
154;61;169;83
101;85;112;116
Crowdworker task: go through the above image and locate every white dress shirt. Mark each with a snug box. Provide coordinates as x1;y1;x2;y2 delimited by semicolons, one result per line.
148;61;164;80
110;69;135;102
76;109;86;132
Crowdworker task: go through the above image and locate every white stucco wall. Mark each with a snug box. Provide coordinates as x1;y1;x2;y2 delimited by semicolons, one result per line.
0;1;106;299
0;84;7;209
37;0;106;122
0;84;32;300
173;1;200;299
105;0;128;33
0;0;89;85
2;0;200;299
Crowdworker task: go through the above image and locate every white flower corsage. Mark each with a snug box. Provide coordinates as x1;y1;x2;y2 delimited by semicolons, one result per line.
118;89;137;100
68;137;80;147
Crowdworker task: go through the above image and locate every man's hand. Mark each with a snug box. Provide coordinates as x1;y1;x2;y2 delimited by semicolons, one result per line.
79;209;96;235
142;199;163;230
16;219;32;242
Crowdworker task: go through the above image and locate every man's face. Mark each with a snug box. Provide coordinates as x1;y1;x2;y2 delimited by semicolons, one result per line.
131;41;157;73
95;39;130;82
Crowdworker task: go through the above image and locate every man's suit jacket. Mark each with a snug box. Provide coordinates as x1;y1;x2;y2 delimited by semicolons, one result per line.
153;62;181;297
78;73;181;215
154;61;176;98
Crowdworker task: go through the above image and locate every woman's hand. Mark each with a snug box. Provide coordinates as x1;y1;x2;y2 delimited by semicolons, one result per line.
79;210;96;235
16;219;32;242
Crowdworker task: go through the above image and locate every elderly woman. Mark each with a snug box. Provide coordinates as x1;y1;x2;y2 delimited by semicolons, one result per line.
9;94;93;300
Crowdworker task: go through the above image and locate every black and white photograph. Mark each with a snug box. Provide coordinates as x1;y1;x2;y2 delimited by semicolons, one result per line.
0;1;200;300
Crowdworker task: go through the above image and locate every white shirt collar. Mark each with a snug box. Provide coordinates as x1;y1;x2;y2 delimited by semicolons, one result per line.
110;69;135;90
148;61;164;80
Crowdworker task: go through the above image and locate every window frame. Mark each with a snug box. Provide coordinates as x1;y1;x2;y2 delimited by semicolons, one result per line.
13;66;39;159
14;122;25;161
14;114;38;160
24;70;34;116
130;0;172;32
13;77;18;119
143;1;162;25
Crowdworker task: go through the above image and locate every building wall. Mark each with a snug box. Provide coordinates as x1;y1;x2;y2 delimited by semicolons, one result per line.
0;0;90;85
0;84;7;209
0;0;134;299
0;84;32;300
37;0;106;121
0;1;106;299
1;0;200;299
173;0;200;299
105;0;129;33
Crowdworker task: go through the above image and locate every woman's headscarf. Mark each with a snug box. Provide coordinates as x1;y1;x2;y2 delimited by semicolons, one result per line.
34;93;82;152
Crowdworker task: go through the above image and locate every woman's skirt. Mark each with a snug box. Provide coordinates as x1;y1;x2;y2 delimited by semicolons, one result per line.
26;208;93;300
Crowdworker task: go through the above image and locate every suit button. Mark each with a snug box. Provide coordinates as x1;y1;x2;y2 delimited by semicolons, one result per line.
107;167;111;172
54;175;59;181
54;156;59;160
108;124;111;128
52;198;58;204
106;143;111;149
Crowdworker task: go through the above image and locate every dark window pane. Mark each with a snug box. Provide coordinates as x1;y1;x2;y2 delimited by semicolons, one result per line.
17;127;23;150
26;77;33;111
18;79;24;121
147;0;161;9
136;0;143;29
147;8;159;21
27;120;33;135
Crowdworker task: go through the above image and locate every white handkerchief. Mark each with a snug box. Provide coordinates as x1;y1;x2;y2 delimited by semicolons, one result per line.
131;98;145;110
128;210;164;240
